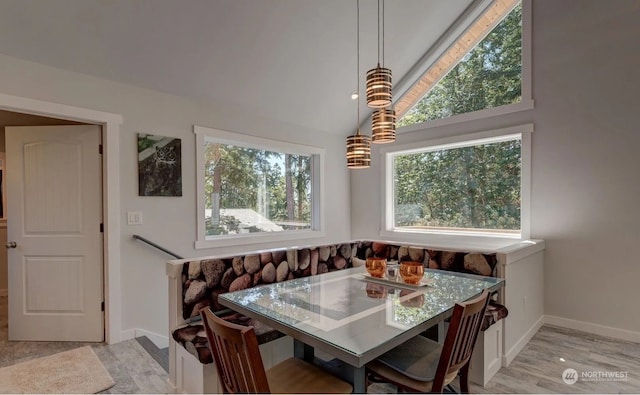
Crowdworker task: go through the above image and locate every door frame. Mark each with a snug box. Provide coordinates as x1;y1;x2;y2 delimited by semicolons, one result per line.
0;92;123;344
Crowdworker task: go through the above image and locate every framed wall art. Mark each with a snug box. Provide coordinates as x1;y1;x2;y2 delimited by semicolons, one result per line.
138;133;182;196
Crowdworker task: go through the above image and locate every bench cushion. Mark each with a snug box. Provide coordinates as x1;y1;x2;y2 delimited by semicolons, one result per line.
482;301;508;331
172;324;212;363
172;313;284;364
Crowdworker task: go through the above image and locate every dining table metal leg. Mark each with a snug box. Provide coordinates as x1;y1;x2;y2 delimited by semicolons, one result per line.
293;339;314;362
351;366;367;394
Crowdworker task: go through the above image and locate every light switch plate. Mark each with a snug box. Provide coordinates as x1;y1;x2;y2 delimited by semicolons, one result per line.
127;211;143;225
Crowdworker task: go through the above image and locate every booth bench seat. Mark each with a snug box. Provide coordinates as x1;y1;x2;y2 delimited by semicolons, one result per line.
167;240;522;393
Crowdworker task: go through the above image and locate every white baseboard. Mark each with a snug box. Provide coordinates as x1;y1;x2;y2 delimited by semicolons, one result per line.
120;328;169;349
0;289;7;297
120;328;136;341
502;315;544;367
545;315;640;343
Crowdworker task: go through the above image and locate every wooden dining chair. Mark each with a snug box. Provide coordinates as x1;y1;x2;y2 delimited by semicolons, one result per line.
200;307;353;394
366;289;490;393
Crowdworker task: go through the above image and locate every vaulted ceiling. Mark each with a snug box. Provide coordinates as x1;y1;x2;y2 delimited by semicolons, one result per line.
0;0;475;135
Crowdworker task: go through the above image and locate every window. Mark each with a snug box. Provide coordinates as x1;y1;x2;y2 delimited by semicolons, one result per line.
396;0;529;127
383;125;531;239
195;126;324;248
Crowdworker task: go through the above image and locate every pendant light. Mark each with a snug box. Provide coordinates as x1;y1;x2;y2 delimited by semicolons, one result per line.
366;0;392;109
372;107;396;143
347;0;371;169
371;0;396;143
346;132;371;168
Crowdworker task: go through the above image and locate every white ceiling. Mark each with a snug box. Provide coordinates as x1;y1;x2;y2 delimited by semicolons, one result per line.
0;0;474;136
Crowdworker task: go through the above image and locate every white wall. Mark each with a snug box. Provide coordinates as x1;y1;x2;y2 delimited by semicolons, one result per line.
532;0;640;337
351;0;640;337
0;54;351;343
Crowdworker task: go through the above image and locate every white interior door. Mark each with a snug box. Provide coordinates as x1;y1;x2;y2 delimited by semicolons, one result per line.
6;125;103;341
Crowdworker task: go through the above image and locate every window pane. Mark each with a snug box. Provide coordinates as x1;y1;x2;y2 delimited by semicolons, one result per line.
393;139;521;232
399;4;522;127
204;140;312;236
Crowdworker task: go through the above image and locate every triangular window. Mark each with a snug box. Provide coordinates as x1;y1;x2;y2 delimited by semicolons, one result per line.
398;1;522;127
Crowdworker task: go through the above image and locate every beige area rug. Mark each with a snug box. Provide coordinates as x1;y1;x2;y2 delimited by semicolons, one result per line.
0;346;115;394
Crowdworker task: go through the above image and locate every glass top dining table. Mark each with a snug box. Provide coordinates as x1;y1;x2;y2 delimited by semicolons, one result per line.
219;265;504;393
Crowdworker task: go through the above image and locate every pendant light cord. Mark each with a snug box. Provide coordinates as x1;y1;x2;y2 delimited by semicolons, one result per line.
356;0;360;136
377;0;381;65
382;0;385;67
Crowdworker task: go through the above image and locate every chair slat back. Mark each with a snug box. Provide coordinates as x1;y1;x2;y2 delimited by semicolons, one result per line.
201;308;271;393
432;289;490;392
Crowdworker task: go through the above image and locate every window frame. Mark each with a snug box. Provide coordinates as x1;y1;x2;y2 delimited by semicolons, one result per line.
381;124;532;245
194;125;325;249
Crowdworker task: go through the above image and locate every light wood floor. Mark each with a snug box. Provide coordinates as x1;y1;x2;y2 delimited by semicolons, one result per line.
2;294;639;393
370;324;640;394
472;324;640;394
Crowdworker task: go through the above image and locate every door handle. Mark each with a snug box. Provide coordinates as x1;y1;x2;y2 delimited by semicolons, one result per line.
5;241;17;248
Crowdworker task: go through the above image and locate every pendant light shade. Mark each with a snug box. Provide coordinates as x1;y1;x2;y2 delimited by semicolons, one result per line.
366;64;392;108
346;131;371;169
371;107;396;143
